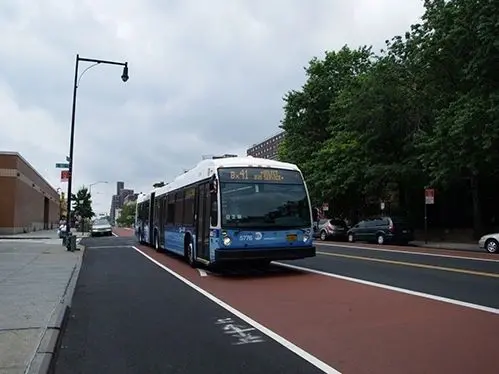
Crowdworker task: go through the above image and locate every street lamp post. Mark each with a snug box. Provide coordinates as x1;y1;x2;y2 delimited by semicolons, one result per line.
64;54;129;250
89;180;108;196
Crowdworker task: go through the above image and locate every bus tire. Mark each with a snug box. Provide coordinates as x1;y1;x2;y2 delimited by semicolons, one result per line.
184;235;197;268
154;230;161;252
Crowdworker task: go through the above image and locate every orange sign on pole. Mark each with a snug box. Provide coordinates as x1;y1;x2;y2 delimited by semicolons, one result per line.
425;188;435;204
60;170;70;182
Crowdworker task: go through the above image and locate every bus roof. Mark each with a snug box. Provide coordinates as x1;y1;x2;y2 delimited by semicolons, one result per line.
137;156;301;203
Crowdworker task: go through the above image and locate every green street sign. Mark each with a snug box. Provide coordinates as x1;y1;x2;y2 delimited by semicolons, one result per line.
56;163;69;168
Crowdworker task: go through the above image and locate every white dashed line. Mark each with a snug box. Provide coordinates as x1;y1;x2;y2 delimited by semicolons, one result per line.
197;269;208;277
316;242;499;263
273;262;499;315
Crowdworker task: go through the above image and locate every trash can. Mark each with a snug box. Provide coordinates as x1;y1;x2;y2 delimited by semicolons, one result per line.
66;234;77;252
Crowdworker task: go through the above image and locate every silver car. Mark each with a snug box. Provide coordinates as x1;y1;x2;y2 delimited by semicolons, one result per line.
90;218;113;237
478;233;499;254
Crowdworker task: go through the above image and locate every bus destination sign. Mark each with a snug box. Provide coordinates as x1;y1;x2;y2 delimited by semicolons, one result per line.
218;167;302;184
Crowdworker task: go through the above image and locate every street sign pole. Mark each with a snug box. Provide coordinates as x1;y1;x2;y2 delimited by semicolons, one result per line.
424;188;435;244
424;202;428;244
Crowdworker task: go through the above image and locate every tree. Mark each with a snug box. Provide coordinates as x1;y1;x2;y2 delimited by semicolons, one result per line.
71;187;94;231
279;45;375;204
412;0;499;236
278;0;499;236
116;202;136;227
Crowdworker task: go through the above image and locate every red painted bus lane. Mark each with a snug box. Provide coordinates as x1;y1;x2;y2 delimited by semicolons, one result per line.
131;243;499;374
112;229;499;373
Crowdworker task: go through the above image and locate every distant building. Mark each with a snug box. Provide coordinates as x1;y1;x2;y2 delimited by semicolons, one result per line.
0;151;60;234
124;193;138;205
246;131;285;160
116;181;124;194
114;208;122;222
109;181;134;224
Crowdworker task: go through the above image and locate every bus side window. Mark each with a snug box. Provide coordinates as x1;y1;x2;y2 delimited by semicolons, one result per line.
166;194;175;224
183;188;195;226
174;191;184;225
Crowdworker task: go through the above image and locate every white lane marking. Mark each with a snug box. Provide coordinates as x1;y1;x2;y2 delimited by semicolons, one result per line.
274;262;499;315
132;246;340;374
112;232;118;237
316;242;499;263
197;269;208;277
90;245;133;249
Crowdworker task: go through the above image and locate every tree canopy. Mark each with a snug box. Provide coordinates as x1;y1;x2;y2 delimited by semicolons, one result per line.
278;0;499;236
116;202;136;227
71;187;94;220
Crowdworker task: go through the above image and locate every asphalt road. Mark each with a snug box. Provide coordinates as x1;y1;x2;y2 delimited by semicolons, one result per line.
290;242;499;308
108;227;499;374
52;236;325;374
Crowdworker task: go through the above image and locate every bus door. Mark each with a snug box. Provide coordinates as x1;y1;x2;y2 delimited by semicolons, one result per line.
195;182;210;260
148;192;155;244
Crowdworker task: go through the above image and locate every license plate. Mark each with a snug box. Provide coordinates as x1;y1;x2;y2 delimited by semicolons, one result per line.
402;230;408;233
286;234;297;242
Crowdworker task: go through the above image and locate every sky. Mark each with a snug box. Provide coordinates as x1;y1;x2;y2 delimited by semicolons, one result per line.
0;0;424;215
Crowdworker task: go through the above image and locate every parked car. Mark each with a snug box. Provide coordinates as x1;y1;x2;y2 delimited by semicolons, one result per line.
478;233;498;254
90;218;113;237
347;216;413;245
315;218;349;241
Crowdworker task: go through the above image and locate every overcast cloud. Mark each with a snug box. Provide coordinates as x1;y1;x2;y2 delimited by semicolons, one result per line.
0;0;424;214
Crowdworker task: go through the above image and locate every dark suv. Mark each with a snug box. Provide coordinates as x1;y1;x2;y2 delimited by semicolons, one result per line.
346;216;414;245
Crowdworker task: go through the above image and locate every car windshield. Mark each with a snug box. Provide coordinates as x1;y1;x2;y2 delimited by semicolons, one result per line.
94;219;109;226
220;181;311;229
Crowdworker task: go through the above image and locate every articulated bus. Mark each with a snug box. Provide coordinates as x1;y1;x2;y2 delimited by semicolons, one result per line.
135;156;316;267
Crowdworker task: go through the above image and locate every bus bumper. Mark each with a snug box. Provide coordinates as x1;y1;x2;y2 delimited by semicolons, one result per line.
213;246;316;263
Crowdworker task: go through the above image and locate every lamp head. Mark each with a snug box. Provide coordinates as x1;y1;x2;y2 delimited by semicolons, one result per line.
121;63;129;82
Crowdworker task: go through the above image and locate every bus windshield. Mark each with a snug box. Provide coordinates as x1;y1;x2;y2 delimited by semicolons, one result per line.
219;168;311;229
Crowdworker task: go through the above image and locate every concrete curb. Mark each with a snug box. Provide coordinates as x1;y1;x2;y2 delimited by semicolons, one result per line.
25;245;85;374
0;237;53;240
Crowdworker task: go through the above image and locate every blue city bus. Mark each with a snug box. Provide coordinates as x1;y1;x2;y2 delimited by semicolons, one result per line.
135;155;316;267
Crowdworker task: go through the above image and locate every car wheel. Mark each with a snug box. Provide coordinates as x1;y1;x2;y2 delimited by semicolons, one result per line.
377;234;385;245
320;230;327;241
485;239;498;254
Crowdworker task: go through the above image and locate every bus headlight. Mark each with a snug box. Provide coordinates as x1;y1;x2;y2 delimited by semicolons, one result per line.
223;236;232;246
303;235;309;242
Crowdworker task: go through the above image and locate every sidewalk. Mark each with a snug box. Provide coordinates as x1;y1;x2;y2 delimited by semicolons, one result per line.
0;230;84;374
0;230;90;240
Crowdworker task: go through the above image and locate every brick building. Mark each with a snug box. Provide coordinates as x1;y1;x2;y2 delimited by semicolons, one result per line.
246;131;285;160
0;152;60;234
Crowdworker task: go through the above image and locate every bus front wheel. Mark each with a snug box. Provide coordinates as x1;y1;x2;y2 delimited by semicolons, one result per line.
185;240;197;268
154;231;161;252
